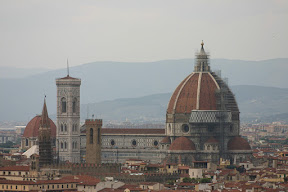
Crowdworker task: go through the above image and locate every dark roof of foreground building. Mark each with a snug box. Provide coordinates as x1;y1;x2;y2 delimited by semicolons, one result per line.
169;137;196;151
227;136;251;150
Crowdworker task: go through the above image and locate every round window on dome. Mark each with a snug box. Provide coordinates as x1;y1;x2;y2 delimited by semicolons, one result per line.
110;139;115;146
132;140;137;147
182;124;190;133
153;140;158;146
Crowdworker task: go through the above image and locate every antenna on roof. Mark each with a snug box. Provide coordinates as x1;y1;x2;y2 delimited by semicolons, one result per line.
67;58;69;77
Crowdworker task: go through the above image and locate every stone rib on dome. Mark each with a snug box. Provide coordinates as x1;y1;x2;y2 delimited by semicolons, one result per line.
167;72;219;114
23;115;56;138
169;137;196;151
227;136;251;151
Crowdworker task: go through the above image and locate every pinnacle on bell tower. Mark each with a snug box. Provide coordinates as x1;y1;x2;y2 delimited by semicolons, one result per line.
194;41;211;72
38;97;52;167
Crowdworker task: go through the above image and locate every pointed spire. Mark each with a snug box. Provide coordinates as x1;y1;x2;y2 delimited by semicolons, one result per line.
67;58;70;77
40;96;50;128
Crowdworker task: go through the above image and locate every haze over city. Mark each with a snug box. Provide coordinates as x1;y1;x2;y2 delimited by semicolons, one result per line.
0;0;287;70
2;1;288;191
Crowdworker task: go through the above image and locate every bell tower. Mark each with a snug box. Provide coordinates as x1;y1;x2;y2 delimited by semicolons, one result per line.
85;119;102;164
56;73;81;163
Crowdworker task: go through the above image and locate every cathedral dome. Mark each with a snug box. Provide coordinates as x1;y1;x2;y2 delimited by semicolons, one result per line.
167;42;238;115
23;115;56;138
169;137;196;151
167;72;220;114
227;136;251;151
160;136;171;144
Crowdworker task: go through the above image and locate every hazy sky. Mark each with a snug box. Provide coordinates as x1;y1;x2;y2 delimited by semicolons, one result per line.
0;0;287;69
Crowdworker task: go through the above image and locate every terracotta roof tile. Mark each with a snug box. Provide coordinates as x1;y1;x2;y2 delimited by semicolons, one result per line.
199;73;217;110
169;137;195;151
160;136;171;144
23;115;56;138
205;137;219;144
167;72;219;114
0;166;29;171
227;136;251;150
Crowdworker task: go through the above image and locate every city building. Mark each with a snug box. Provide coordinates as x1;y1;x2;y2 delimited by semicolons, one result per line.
56;75;81;163
21;42;252;166
82;42;252;165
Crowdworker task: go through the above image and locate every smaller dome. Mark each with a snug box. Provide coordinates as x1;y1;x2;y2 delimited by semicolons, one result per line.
205;137;219;144
227;136;251;151
160;136;171;144
23;115;56;138
169;137;196;151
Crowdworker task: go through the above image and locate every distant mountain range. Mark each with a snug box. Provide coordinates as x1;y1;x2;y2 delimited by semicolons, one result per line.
0;58;288;122
80;85;288;124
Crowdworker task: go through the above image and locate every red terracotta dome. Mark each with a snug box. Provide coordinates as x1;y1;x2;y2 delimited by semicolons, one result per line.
227;136;251;150
169;137;196;151
160;136;171;144
205;137;219;144
23;115;56;138
167;72;220;114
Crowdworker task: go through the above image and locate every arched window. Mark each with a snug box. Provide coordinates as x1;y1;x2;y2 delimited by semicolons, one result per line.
61;142;63;149
75;142;77;149
61;124;63;132
64;124;67;132
72;98;77;113
61;97;67;113
75;124;77;132
97;128;100;144
64;142;67;149
90;128;93;144
207;145;210;150
25;138;29;146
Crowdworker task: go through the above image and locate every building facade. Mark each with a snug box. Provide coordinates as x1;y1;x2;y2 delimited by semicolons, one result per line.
56;75;81;163
85;119;102;164
81;42;253;165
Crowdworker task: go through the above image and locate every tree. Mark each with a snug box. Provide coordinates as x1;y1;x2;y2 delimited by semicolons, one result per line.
200;178;212;183
183;177;192;183
167;180;174;185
